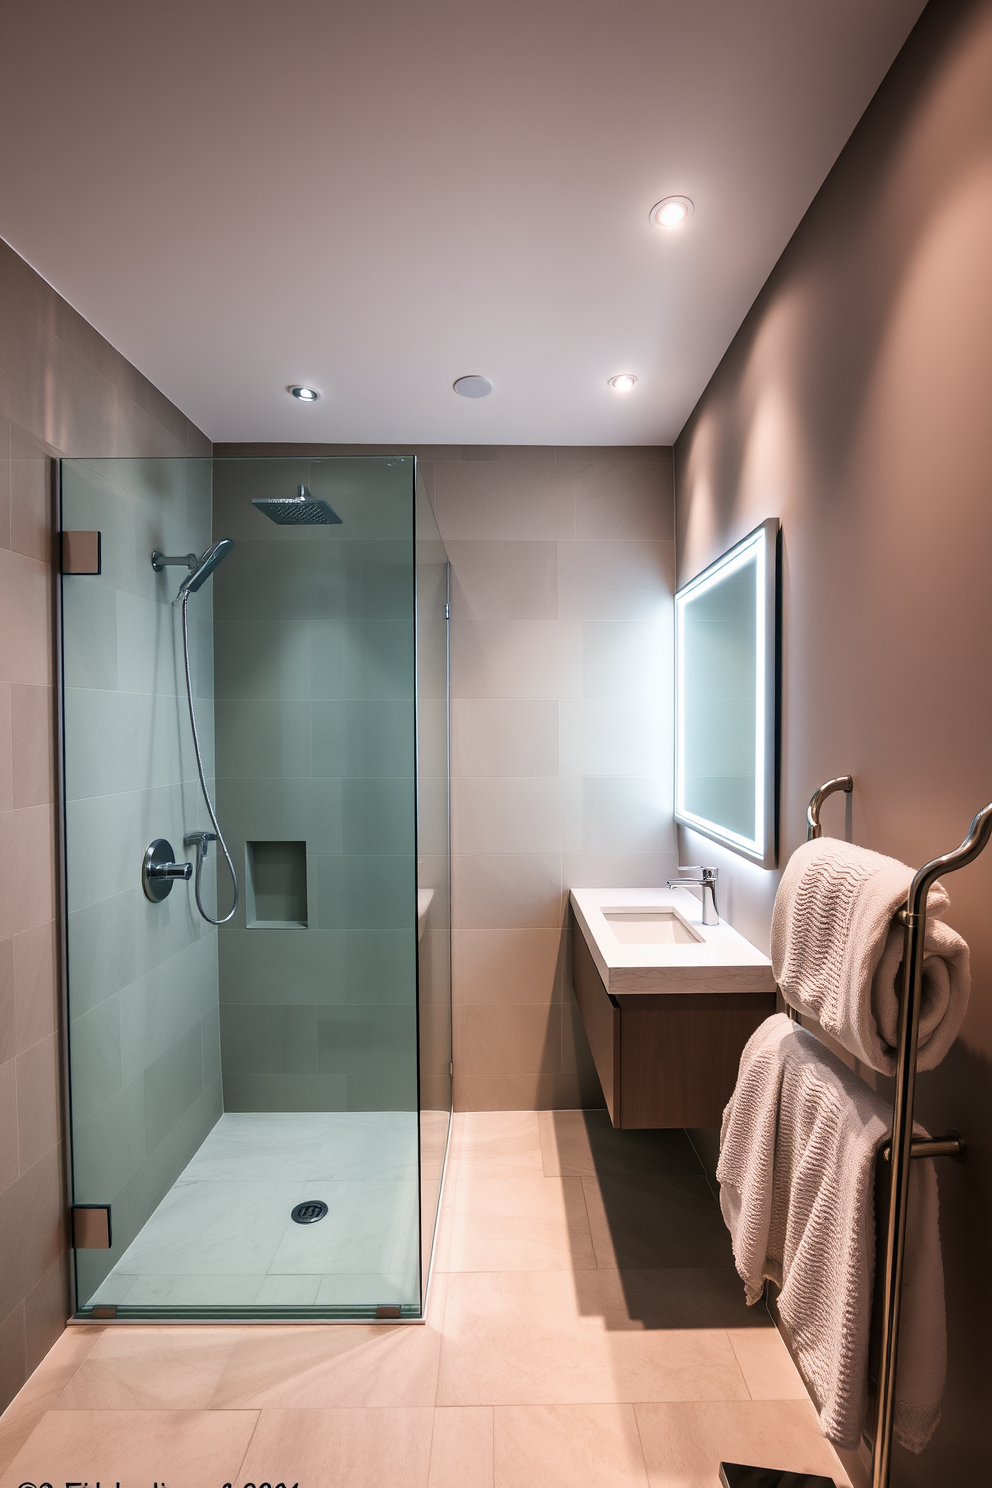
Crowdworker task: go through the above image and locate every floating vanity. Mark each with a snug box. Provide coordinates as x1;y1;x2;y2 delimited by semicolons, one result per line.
569;887;776;1128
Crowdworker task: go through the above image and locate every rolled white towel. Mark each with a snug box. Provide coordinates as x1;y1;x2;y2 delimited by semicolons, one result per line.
772;837;970;1074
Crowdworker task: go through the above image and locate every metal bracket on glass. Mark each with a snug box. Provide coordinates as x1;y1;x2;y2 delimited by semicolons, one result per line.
142;838;193;902
151;549;197;572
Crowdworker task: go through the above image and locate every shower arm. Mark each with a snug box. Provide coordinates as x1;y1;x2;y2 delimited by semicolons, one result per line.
151;550;197;572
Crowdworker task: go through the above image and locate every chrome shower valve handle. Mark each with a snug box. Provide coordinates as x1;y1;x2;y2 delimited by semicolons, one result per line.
666;865;720;926
141;839;193;903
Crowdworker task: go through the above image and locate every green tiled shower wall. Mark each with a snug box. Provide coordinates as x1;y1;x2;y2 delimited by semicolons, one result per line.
61;458;222;1304
212;458;419;1112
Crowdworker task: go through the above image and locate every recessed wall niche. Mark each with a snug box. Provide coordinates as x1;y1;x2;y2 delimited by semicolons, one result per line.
246;840;309;928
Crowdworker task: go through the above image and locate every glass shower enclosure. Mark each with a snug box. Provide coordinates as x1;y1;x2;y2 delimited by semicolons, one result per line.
58;455;451;1320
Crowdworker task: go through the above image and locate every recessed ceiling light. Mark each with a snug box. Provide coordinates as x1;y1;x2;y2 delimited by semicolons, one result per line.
453;375;493;399
608;374;637;392
289;385;320;402
649;196;693;229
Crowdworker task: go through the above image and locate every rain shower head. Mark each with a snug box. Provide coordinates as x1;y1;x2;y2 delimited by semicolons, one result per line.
174;538;234;602
252;485;342;526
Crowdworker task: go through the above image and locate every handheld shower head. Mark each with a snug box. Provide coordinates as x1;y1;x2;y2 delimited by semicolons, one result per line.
174;539;233;603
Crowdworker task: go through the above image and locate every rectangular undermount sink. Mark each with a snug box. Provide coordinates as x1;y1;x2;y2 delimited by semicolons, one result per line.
603;907;702;946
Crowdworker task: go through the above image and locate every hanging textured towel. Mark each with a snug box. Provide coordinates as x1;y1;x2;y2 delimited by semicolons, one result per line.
771;836;970;1073
718;1013;945;1452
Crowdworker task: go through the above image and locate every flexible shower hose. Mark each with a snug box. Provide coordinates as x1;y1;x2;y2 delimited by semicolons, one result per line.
181;590;239;926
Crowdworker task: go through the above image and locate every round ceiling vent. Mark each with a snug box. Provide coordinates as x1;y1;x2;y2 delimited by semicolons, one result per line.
453;375;493;398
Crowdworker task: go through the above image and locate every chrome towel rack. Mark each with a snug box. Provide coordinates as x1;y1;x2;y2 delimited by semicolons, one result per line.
785;776;991;1488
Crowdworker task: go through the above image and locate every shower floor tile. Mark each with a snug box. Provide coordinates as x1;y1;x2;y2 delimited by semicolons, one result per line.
87;1112;422;1312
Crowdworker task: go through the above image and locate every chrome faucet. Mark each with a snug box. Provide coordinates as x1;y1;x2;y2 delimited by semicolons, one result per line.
667;865;720;926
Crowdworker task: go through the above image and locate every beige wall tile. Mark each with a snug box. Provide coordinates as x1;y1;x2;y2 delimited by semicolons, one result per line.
0;1059;17;1194
448;540;558;619
429;1405;494;1488
574;454;674;541
435;461;575;540
11;685;54;808
452;929;562;1007
15;1034;60;1173
453;1072;588;1112
558;541;674;621
494;1403;649;1488
452;699;559;778
0;805;56;940
582;620;670;701
454;1004;562;1077
0;1300;26;1428
9;428;52;565
0;415;12;551
560;777;675;857
451;853;562;930
451;617;583;700
560;699;665;778
0;1145;64;1325
453;777;561;855
0;549;51;687
21;1259;67;1377
561;852;679;891
0;684;12;813
12;921;58;1054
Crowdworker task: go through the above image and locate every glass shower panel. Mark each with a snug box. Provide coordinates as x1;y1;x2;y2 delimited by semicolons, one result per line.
211;456;420;1313
60;456;221;1310
415;466;452;1288
60;454;451;1321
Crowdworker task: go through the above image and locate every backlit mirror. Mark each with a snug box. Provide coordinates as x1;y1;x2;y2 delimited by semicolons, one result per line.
675;518;779;868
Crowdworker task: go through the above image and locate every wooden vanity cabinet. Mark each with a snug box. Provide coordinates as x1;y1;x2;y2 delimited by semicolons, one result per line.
570;908;776;1128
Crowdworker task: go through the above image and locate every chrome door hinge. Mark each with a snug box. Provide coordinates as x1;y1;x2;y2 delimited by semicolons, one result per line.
449;1061;454;1076
445;602;450;620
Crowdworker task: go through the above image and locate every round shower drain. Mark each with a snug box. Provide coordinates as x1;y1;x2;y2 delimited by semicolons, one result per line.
291;1200;328;1224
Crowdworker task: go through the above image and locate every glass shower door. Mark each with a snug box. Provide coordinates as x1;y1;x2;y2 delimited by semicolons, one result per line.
60;454;450;1320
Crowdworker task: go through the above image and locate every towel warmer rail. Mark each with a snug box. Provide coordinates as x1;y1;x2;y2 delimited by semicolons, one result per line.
727;775;991;1488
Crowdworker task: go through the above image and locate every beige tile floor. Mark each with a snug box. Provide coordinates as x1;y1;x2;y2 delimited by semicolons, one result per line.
0;1111;851;1488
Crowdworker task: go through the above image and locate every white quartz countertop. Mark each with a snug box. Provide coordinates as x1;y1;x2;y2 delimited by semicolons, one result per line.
569;886;775;998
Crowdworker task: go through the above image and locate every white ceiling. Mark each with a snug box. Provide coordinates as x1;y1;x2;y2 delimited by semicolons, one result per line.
1;0;926;446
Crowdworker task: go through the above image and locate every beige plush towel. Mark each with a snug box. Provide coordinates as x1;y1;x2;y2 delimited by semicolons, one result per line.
718;1014;945;1452
772;837;970;1073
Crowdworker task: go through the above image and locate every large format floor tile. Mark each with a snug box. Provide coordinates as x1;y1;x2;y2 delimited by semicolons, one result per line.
55;1327;243;1410
494;1403;650;1488
445;1169;597;1272
0;1112;850;1488
633;1400;853;1487
436;1269;751;1405
210;1319;442;1409
239;1407;435;1488
0;1409;258;1488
